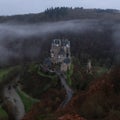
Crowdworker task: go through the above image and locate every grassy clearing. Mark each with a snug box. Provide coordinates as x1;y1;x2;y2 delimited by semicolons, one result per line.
28;63;57;80
0;68;13;82
0;106;8;120
37;70;56;80
66;64;74;86
0;66;21;83
17;89;39;112
95;66;108;77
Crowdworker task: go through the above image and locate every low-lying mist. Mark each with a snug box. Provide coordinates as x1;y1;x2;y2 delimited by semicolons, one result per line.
0;19;119;66
0;20;101;38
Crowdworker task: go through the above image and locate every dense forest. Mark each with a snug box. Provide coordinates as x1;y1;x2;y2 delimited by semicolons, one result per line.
0;7;120;120
0;7;120;67
0;7;120;23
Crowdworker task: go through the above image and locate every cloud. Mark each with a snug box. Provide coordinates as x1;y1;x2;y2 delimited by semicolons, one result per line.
0;20;102;65
0;20;100;38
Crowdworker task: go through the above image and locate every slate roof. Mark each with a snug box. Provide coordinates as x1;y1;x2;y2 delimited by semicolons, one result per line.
52;39;61;45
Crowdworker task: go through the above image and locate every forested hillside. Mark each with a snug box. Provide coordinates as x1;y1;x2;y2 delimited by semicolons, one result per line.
0;7;120;120
0;7;120;23
0;8;120;67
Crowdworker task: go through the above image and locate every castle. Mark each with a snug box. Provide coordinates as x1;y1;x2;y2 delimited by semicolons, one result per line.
50;39;71;72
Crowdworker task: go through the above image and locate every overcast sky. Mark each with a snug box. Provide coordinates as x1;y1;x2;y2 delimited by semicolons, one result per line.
0;0;119;15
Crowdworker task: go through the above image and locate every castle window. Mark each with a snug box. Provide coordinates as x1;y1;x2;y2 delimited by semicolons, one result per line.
66;53;69;57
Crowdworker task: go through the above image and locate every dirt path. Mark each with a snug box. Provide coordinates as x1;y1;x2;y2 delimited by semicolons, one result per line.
3;84;25;120
56;71;73;107
40;64;74;107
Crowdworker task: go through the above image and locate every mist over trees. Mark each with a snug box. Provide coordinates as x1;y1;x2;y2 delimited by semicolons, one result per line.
0;7;120;120
0;7;120;23
0;7;120;67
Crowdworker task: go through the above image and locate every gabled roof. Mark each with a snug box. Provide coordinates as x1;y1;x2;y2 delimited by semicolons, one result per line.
52;39;70;47
52;39;61;45
61;39;70;46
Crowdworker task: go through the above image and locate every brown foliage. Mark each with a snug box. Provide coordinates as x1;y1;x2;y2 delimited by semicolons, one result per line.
58;114;86;120
22;66;120;120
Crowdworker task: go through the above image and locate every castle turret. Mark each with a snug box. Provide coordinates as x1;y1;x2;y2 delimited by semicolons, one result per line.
50;39;71;72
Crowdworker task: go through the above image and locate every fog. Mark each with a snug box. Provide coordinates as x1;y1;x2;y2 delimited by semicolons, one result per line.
0;20;101;38
0;20;101;65
0;19;119;66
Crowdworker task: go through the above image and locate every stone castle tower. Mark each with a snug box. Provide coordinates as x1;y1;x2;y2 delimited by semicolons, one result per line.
50;39;71;72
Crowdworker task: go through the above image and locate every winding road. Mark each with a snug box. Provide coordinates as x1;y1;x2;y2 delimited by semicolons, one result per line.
1;64;73;120
40;64;74;107
3;84;25;120
56;71;74;107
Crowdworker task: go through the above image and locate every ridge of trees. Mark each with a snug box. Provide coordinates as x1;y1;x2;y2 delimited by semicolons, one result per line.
0;7;120;23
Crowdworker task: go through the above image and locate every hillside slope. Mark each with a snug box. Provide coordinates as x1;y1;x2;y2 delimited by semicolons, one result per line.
21;66;120;120
0;7;120;23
